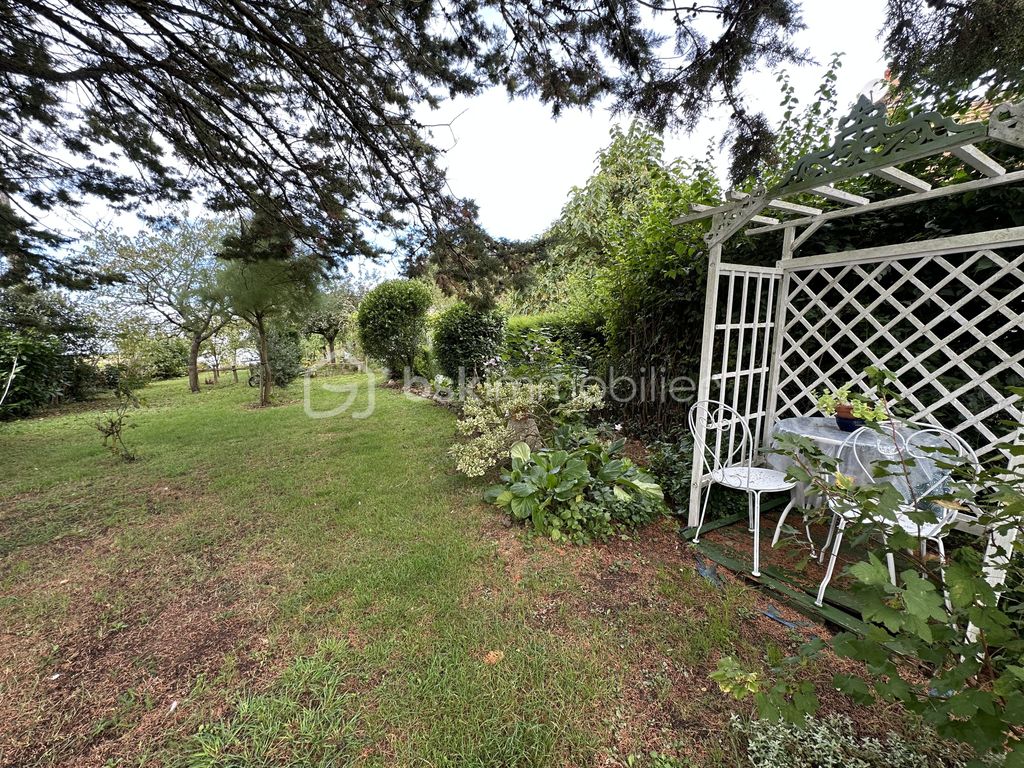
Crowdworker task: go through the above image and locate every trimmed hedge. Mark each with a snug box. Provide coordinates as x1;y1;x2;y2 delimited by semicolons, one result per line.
432;302;505;381
504;312;607;375
356;279;433;377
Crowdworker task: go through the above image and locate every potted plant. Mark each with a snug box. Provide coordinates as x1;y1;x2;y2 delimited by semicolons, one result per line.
815;384;888;432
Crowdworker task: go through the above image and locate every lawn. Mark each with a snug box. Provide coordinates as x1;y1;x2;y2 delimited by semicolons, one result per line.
0;375;890;767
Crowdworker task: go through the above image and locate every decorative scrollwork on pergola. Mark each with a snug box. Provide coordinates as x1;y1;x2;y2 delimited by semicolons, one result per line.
778;96;987;191
991;101;1024;148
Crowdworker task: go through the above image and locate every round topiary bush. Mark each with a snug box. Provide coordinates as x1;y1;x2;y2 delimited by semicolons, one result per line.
432;301;505;381
356;279;433;377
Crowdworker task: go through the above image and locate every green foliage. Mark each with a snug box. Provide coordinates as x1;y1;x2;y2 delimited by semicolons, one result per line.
432;301;505;381
646;435;694;511
146;336;190;380
304;288;356;351
217;215;322;405
503;314;606;379
449;380;604;477
732;714;977;768
711;655;762;699
484;433;665;544
217;256;321;328
95;389;141;462
265;326;305;388
0;330;64;418
766;407;1024;765
815;383;889;422
0;287;103;414
94;361;149;462
511;123;720;430
356;279;433;377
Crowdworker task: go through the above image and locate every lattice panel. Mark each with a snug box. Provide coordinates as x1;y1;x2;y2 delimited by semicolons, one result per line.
708;264;782;461
774;246;1024;462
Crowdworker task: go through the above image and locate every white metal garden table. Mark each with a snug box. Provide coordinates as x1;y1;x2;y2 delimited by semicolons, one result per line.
764;417;948;548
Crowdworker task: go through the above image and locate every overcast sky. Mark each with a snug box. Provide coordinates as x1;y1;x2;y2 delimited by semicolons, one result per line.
50;1;890;285
418;0;889;242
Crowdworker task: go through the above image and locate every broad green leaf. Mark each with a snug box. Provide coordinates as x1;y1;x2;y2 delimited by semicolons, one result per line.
510;495;536;520
510;442;531;463
483;485;505;503
509;481;536;498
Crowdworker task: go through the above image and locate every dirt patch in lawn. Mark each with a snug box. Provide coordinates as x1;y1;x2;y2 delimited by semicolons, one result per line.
478;514;913;765
0;493;285;768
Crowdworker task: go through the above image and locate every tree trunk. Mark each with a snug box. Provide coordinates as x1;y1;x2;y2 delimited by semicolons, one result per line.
327;335;336;364
232;365;239;383
256;316;272;407
188;334;202;393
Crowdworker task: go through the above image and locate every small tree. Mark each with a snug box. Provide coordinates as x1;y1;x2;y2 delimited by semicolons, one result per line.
356;279;432;378
218;213;322;406
90;219;232;393
304;289;356;364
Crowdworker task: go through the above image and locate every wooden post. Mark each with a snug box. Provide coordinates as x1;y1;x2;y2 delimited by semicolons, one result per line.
762;225;795;441
687;214;724;528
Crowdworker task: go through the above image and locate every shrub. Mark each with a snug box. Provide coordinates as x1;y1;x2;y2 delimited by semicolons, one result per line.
504;313;606;377
265;326;305;388
449;379;604;477
484;434;665;543
147;335;190;379
646;435;693;510
356;279;432;377
0;330;64;418
432;301;505;381
731;714;977;768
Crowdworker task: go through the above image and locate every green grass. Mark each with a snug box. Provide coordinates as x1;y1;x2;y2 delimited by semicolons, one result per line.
0;374;869;767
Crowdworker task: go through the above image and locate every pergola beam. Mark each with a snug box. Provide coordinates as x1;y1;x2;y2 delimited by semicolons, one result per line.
672;202;779;227
745;169;1024;236
809;185;870;206
767;199;823;216
871;166;932;193
952;145;1007;177
727;191;822;216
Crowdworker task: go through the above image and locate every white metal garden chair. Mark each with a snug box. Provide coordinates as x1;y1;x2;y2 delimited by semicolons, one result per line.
814;423;979;608
689;400;797;577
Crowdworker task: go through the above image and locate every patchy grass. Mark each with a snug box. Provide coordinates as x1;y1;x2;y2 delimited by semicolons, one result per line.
0;374;903;767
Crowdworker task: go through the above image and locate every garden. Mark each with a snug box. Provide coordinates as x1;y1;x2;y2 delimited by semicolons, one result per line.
3;2;1024;766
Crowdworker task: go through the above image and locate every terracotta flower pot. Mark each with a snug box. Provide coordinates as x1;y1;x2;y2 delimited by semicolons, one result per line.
834;403;864;433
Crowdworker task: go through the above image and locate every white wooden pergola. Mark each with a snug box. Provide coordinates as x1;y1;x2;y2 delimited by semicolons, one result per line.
677;96;1024;587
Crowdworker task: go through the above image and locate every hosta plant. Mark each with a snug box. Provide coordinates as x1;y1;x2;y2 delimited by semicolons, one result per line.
484;437;665;543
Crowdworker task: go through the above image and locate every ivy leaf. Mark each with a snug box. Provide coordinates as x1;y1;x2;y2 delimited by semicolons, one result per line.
833;674;873;705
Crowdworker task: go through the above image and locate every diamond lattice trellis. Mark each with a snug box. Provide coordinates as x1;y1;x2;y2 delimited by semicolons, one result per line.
774;245;1024;462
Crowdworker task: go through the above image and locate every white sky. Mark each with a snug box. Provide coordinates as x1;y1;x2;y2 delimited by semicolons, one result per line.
419;0;889;241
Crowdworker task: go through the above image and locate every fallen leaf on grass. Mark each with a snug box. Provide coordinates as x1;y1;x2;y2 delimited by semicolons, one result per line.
483;650;504;665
